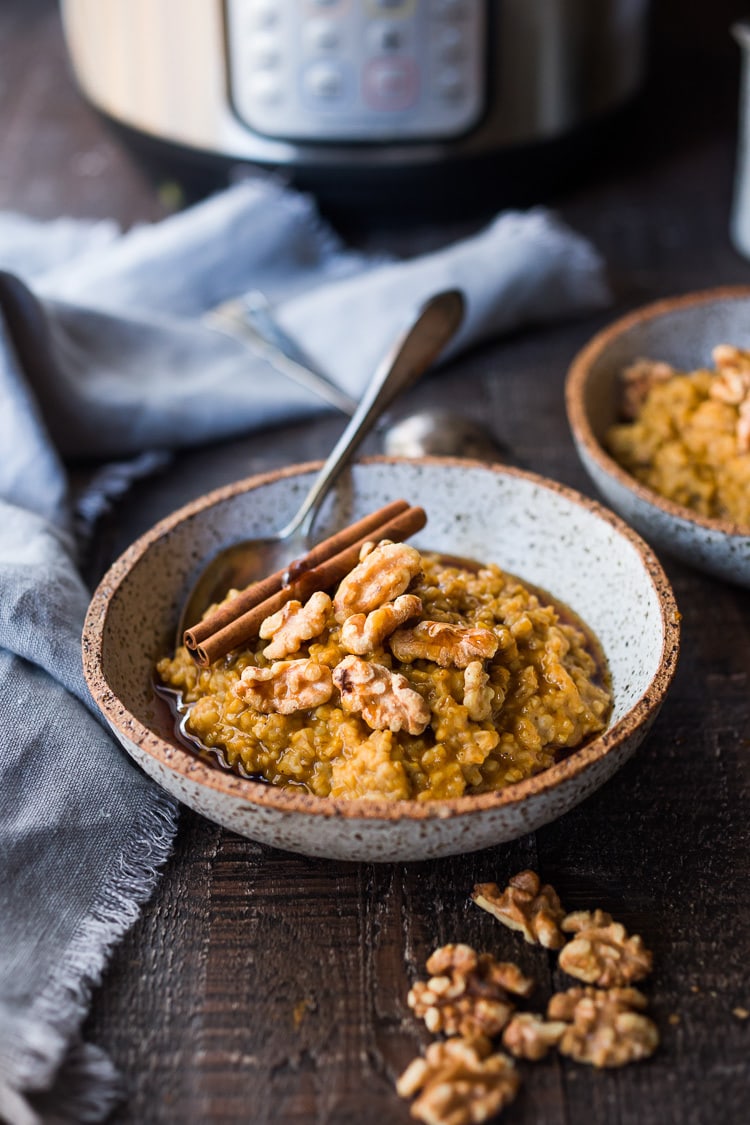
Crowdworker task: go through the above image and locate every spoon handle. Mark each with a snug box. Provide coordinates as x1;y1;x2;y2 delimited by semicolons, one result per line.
280;288;465;540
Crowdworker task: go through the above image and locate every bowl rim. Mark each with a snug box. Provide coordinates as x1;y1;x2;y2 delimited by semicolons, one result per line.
83;455;680;823
565;285;750;538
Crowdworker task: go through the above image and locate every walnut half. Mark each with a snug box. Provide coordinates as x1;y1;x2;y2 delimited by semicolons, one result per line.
235;659;333;714
332;541;422;623
502;1012;568;1061
340;593;422;655
259;591;331;660
620;357;675;419
472;871;566;950
548;986;659;1068
332;655;430;735
710;345;750;453
390;620;499;669
396;1037;520;1125
559;910;653;987
463;661;494;721
407;943;533;1040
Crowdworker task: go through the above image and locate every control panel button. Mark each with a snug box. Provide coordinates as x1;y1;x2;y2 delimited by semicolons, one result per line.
434;66;465;101
248;0;279;29
304;60;347;102
305;20;340;52
250;72;284;104
363;57;418;110
432;23;463;61
366;22;406;53
250;33;281;68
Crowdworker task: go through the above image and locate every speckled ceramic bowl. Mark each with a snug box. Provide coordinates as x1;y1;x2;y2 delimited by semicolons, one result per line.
83;458;679;862
566;287;750;586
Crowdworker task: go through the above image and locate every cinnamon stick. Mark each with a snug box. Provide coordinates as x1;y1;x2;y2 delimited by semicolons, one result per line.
192;504;427;667
184;499;409;651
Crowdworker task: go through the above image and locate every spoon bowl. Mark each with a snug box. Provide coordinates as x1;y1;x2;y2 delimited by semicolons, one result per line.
177;289;465;640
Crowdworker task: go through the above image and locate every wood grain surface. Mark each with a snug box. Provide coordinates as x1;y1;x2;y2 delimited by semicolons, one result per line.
3;2;749;1122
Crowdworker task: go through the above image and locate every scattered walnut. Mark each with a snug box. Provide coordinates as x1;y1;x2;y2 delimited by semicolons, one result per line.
235;659;333;714
548;985;648;1022
463;661;494;721
425;944;534;999
559;910;653;987
332;654;430;735
562;908;614;930
333;541;422;623
621;358;676;419
472;871;566;950
396;1037;520;1125
408;944;534;1040
259;591;331;660
501;1013;567;1061
548;986;659;1068
340;593;422;655
390;620;499;669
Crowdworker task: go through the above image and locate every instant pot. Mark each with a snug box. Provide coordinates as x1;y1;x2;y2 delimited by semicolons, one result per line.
60;0;651;213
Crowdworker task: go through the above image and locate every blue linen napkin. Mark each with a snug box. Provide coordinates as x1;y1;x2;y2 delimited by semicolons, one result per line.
0;178;609;1124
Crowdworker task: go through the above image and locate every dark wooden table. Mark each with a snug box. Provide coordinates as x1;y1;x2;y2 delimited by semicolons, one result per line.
3;2;750;1122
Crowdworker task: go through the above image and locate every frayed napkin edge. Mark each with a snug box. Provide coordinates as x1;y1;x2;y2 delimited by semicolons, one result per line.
0;790;179;1125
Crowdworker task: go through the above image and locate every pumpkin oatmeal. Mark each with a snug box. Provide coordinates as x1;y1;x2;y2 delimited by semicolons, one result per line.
156;548;611;802
606;345;750;527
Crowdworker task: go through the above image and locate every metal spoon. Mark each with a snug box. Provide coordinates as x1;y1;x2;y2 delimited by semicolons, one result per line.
178;288;465;639
383;409;504;462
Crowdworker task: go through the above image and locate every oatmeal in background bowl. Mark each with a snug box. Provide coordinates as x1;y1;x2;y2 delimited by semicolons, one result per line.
606;345;750;528
83;458;679;862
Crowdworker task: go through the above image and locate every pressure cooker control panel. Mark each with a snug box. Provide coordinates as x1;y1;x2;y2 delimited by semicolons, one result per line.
225;0;486;142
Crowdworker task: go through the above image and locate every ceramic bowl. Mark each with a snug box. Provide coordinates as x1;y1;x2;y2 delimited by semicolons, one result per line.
566;287;750;586
83;458;679;863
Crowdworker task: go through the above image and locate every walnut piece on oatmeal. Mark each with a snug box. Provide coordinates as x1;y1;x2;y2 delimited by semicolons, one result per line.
259;590;331;660
472;871;566;950
358;537;392;561
462;661;494;721
332;654;430;735
710;345;750;453
621;357;676;419
548;986;659;1068
396;1037;520;1125
340;593;422;655
332;541;422;623
234;659;333;714
501;1012;567;1061
712;343;750;386
559;910;653;987
389;620;499;669
408;943;533;1039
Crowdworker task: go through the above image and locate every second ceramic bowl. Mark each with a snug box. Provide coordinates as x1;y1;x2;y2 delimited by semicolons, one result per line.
566;287;750;586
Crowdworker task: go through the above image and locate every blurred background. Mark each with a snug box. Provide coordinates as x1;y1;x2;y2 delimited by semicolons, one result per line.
1;0;747;238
